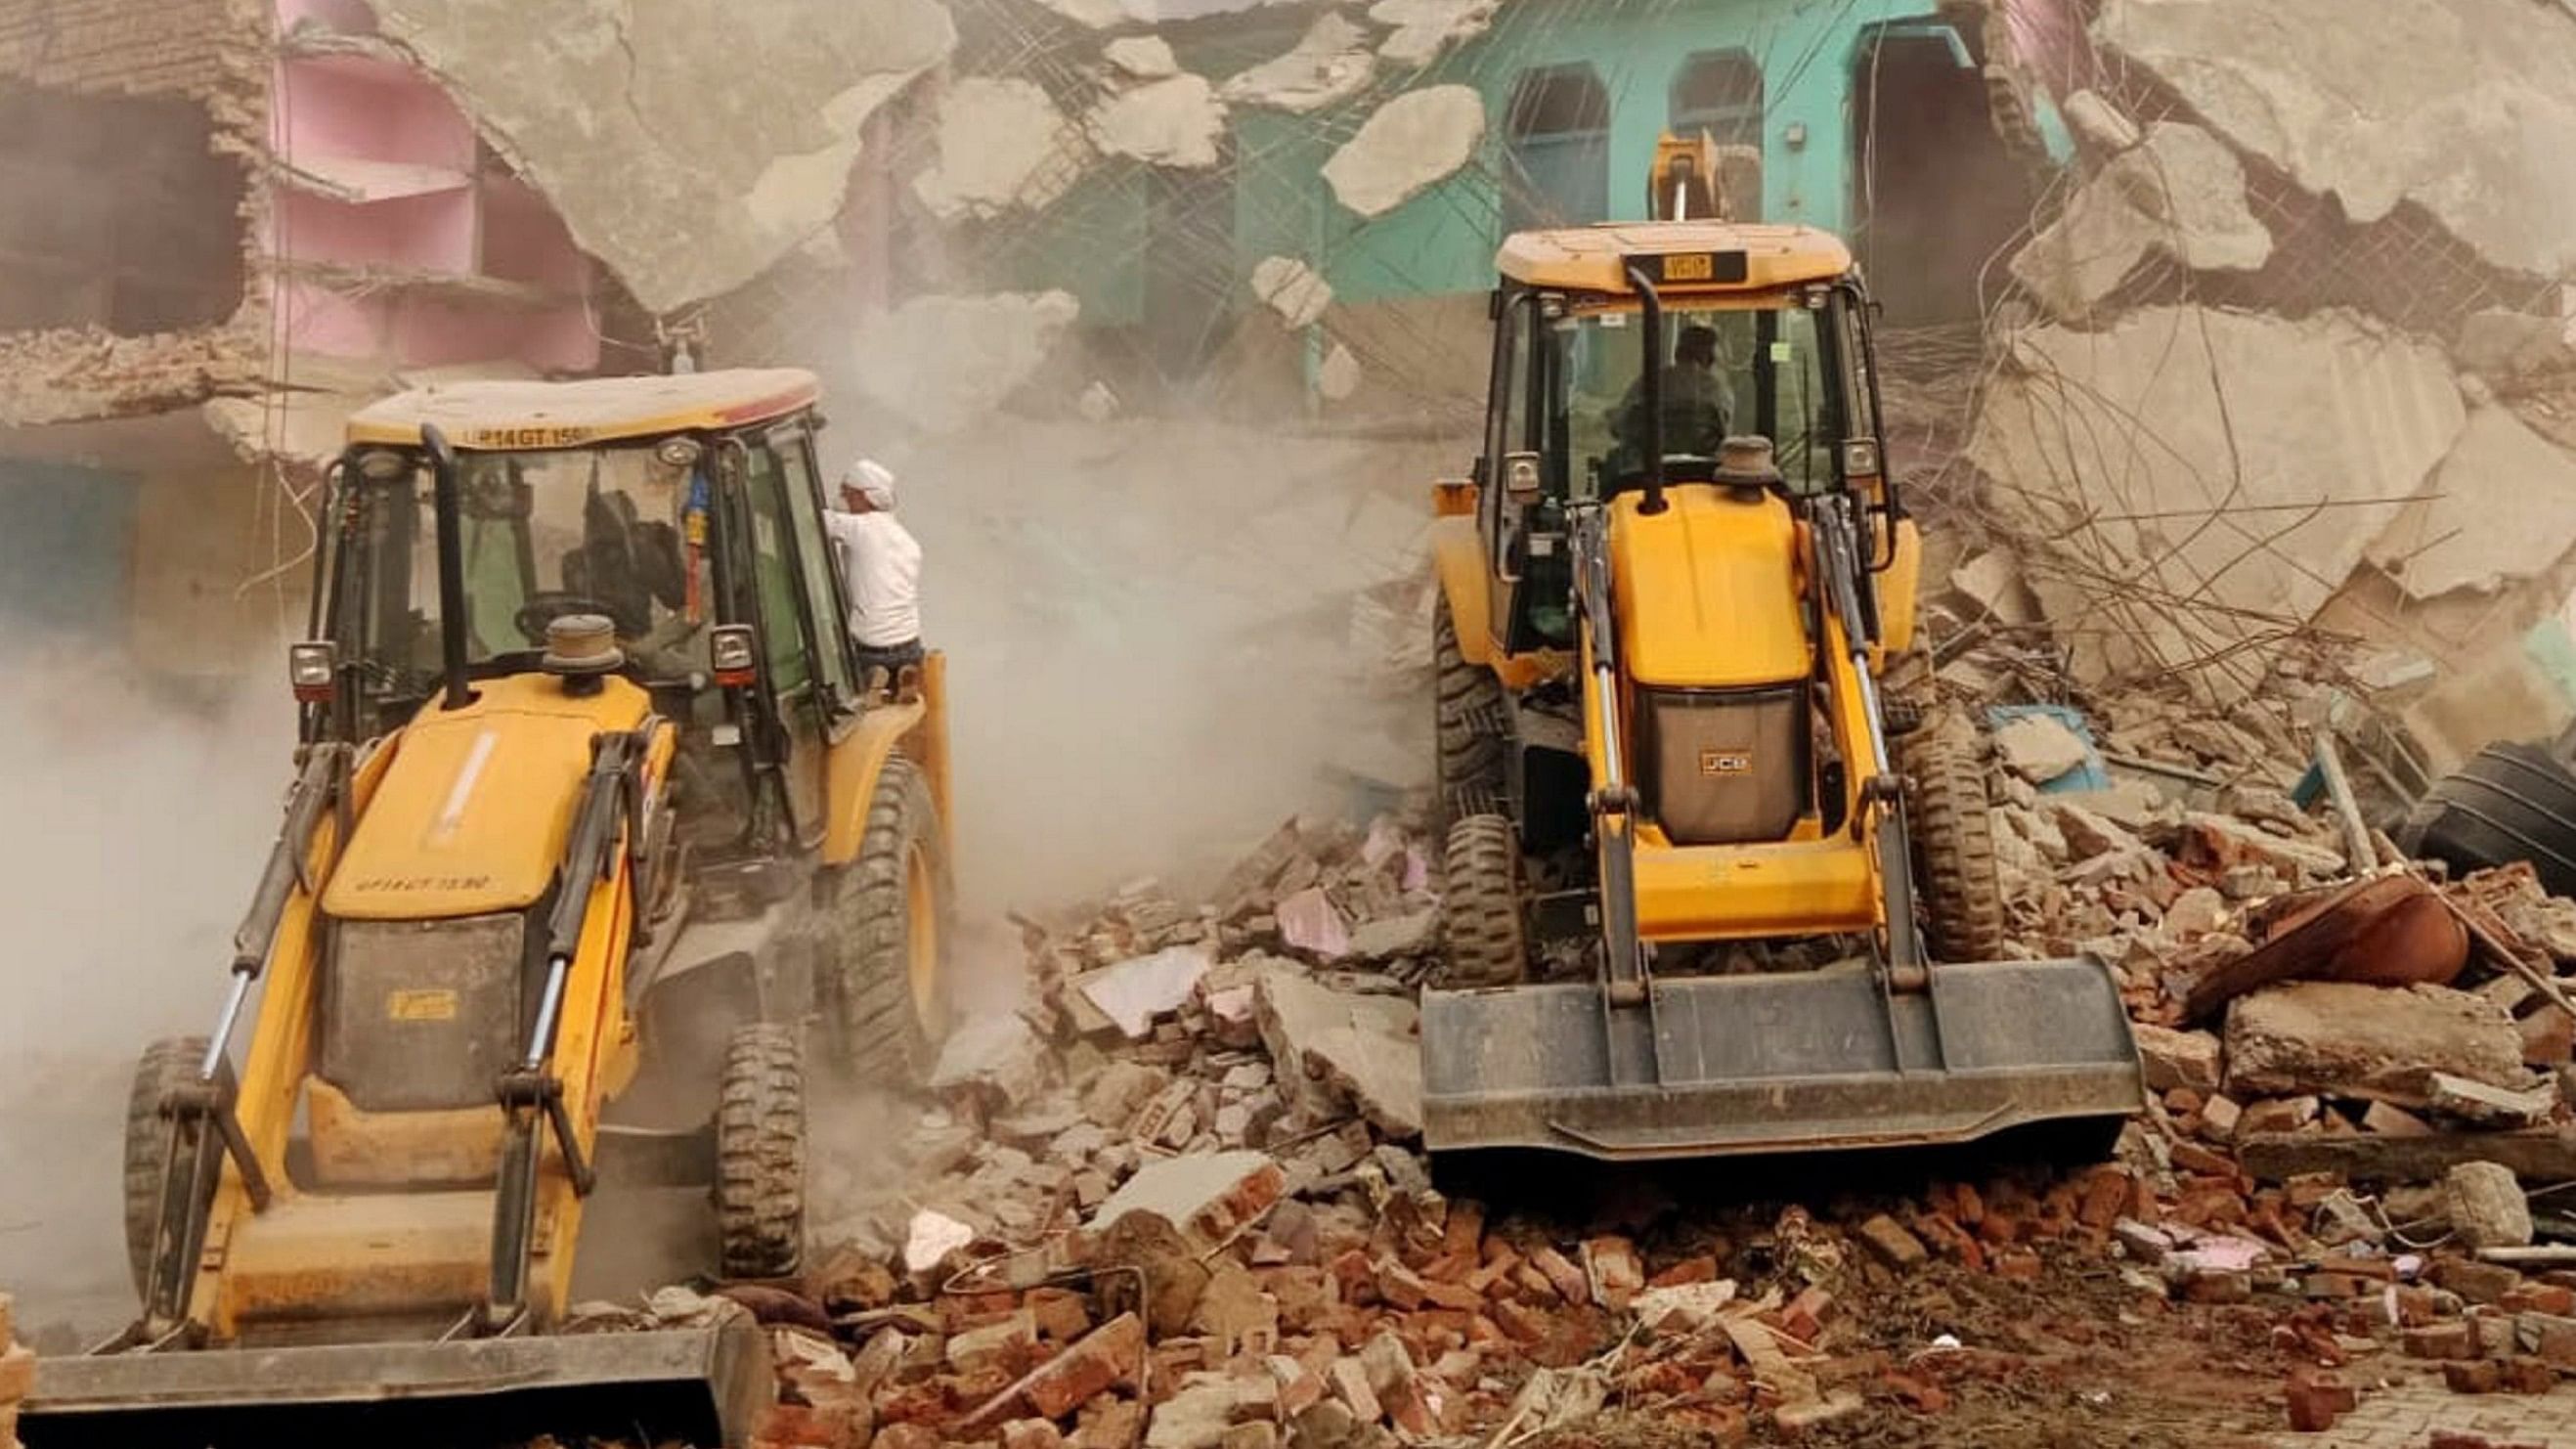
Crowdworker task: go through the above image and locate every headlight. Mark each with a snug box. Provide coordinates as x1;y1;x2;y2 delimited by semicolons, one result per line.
655;436;704;468
287;640;336;701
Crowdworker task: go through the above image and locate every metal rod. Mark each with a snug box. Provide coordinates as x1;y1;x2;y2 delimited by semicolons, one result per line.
200;974;252;1080
521;957;570;1073
421;422;473;711
2312;725;2378;876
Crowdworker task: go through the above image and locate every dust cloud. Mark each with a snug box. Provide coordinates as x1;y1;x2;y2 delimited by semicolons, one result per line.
871;413;1452;918
0;637;293;1339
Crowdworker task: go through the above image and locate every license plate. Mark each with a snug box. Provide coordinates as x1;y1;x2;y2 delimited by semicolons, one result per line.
1662;253;1715;283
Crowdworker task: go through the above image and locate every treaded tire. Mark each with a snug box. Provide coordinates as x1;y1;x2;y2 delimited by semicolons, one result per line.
1902;737;2008;963
2401;742;2576;899
123;1034;207;1300
1434;594;1507;827
715;1024;807;1280
827;756;950;1085
1439;813;1529;987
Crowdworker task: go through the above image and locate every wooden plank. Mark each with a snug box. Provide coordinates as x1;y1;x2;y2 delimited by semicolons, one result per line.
2238;1129;2576;1184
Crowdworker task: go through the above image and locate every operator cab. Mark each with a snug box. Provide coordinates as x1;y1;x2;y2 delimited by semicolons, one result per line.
305;371;876;896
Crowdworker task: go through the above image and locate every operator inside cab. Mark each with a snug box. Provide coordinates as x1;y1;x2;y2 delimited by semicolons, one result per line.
1616;322;1731;471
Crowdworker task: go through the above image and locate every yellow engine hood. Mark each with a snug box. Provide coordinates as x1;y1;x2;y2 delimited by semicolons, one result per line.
323;675;651;920
1609;485;1812;688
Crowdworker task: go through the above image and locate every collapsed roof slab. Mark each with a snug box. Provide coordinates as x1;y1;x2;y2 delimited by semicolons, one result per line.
1219;13;1375;115
1369;0;1502;68
2366;404;2576;600
913;76;1095;222
1322;85;1485;220
371;0;956;315
1087;72;1228;169
2095;0;2576;281
2009;121;2272;321
1968;306;2467;700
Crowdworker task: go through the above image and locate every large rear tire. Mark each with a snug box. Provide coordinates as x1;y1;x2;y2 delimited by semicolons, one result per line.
715;1024;807;1280
825;756;951;1085
1435;595;1507;828
1903;737;2009;962
122;1035;207;1300
1439;813;1529;987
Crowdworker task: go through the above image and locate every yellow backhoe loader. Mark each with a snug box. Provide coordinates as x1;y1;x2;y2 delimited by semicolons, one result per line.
1419;136;2143;1162
23;370;954;1447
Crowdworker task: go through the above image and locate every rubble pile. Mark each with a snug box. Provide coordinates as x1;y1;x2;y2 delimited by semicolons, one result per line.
633;785;2576;1447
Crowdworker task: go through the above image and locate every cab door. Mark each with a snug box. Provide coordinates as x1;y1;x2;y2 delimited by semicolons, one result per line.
731;423;854;848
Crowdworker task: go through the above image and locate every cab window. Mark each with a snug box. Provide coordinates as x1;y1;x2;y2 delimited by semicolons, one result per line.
764;426;857;708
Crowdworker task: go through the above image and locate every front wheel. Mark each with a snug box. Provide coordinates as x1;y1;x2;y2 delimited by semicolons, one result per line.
123;1035;208;1300
1901;736;2009;962
715;1024;807;1280
1439;813;1529;987
824;756;951;1085
1434;595;1507;828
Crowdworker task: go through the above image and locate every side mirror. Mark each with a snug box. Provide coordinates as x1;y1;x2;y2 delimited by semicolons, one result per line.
711;624;758;688
1503;451;1544;505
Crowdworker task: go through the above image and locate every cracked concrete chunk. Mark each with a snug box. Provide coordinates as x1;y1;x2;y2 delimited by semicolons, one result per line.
1369;0;1503;67
1967;307;2465;700
1254;965;1422;1138
2010;122;2270;320
2094;0;2576;279
1323;86;1485;219
1088;72;1227;169
853;291;1079;435
372;0;955;313
1250;257;1332;329
1105;35;1179;79
913;76;1093;222
1219;14;1375;114
2367;405;2576;598
2224;982;2526;1108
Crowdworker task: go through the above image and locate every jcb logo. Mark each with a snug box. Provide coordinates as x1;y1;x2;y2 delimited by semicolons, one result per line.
1699;749;1752;776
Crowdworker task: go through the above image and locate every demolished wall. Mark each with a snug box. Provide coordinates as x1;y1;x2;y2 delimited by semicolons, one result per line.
369;0;957;316
1950;0;2576;768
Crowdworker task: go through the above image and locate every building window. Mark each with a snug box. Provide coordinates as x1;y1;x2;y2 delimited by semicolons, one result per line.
1669;50;1765;221
1670;50;1765;146
1502;65;1610;235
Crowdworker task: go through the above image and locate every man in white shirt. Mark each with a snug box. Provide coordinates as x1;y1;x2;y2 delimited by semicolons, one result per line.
822;459;923;695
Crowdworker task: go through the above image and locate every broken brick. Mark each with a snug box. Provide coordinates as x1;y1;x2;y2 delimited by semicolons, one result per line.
1856;1214;1929;1271
2444;1359;2504;1394
2405;1322;2477;1361
966;1312;1146;1428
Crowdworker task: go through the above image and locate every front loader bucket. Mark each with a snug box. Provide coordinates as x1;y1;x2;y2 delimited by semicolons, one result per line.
21;1322;772;1449
1421;957;2144;1161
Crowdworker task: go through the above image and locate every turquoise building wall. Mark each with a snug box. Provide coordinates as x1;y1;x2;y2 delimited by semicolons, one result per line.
994;0;1987;333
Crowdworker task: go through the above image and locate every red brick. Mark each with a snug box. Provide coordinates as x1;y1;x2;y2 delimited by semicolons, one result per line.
966;1313;1146;1428
1327;1357;1380;1423
2526;1312;2576;1369
2519;1005;2573;1066
2444;1359;2504;1394
2435;1259;2525;1305
751;1402;865;1449
1648;1254;1720;1289
1527;1246;1589;1304
1580;1237;1644;1309
2501;1357;2558;1393
1856;1215;1928;1271
1441;1200;1484;1259
2503;1284;2576;1317
1028;1288;1093;1342
1489;1298;1550;1344
2182;1271;2250;1304
2284;1374;2353;1432
2404;1322;2477;1361
2077;1169;2131;1230
2168;1142;2236;1178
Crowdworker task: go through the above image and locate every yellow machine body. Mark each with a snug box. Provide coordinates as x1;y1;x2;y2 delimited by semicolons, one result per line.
29;370;955;1449
1419;143;2142;1162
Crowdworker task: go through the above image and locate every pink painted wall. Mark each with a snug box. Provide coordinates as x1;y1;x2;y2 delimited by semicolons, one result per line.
267;1;599;373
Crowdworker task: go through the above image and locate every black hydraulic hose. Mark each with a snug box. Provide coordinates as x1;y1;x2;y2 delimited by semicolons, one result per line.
1624;263;1667;516
422;422;473;711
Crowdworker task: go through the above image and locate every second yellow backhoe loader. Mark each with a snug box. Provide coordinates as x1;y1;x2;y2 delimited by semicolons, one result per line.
22;370;955;1447
1420;137;2144;1162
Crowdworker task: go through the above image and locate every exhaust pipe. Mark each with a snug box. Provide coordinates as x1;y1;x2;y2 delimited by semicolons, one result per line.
419;423;473;712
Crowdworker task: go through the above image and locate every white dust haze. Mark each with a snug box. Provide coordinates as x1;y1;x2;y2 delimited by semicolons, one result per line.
0;639;294;1338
